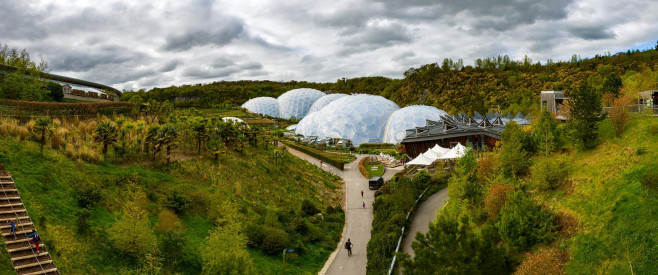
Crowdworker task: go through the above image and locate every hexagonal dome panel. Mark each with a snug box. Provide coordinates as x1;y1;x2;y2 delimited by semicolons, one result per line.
307;93;348;113
295;94;400;146
277;88;326;119
241;97;279;118
383;105;448;144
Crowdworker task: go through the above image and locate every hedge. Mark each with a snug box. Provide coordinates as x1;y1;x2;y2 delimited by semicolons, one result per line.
357;143;395;150
0;99;132;117
282;141;345;170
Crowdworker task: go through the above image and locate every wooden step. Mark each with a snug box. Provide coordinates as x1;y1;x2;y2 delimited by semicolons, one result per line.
4;236;32;245
0;176;11;179
0;202;23;208
7;244;43;253
0;209;27;214
0;215;30;223
11;252;49;261
15;259;53;270
21;267;58;275
0;196;22;200
3;229;34;237
0;188;18;192
1;221;32;229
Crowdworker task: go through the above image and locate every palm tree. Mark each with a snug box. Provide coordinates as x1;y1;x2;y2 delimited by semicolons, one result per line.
191;117;209;155
273;145;286;165
144;125;160;159
156;124;179;165
93;121;118;159
31;117;52;155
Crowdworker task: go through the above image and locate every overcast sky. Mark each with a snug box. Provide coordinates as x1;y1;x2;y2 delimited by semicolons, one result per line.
1;0;657;91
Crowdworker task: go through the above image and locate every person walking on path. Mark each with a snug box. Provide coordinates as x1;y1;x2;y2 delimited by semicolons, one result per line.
361;190;364;198
25;229;41;254
362;201;365;208
6;218;16;239
345;239;353;257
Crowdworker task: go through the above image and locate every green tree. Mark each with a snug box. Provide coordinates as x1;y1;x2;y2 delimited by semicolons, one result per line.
201;202;256;275
190;117;209;154
602;73;622;97
569;84;603;149
497;191;556;252
144;125;160;159
46;82;63;101
401;212;505;274
156;124;179;165
448;149;481;209
533;109;560;156
499;121;530;177
108;200;157;257
129;96;144;118
31;117;52;155
93;121;118;159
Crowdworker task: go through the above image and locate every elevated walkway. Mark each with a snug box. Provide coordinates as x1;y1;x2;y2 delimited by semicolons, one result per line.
0;173;59;275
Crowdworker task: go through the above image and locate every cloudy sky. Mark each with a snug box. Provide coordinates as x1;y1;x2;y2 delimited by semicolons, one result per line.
1;0;657;91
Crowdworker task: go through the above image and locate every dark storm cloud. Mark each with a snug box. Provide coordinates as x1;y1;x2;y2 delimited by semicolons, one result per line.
182;60;263;79
160;60;180;73
161;17;246;51
49;45;148;72
568;25;616;40
0;0;48;40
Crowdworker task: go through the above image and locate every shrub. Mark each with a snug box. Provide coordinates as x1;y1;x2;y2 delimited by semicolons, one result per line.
608;96;634;137
484;182;513;220
74;182;103;208
155;209;184;233
358;156;369;178
244;223;265;248
497;191;557;251
531;159;568;191
641;165;658;190
164;191;191;214
301;199;320;216
291;218;308;234
261;227;289;255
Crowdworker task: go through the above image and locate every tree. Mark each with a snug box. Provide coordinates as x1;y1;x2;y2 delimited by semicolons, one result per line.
190;117;209;154
108;200;157;257
144;125;160;159
569;84;603;149
608;96;633;137
156;124;179;165
533;109;560;156
46;82;63;101
499;121;530;178
448;149;481;209
31;117;52;155
129;96;144;118
201;202;256;275
497;191;556;251
602;73;622;97
401;211;505;274
93;121;118;159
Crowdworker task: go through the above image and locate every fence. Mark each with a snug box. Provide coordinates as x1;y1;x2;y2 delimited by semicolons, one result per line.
602;104;658;115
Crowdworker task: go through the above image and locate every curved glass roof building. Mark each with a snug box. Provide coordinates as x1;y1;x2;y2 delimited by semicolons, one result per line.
383;105;448;144
241;97;279;118
276;88;325;119
307;93;348;114
295;94;399;146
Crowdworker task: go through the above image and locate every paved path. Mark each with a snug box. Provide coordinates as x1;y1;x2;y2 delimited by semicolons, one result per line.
400;187;449;259
283;147;400;275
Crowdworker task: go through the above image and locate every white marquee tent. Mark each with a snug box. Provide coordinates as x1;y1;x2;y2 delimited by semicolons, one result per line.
407;153;435;166
431;144;451;156
438;143;470;160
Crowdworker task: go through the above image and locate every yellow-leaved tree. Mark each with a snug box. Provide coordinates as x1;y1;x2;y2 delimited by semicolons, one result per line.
108;200;157;258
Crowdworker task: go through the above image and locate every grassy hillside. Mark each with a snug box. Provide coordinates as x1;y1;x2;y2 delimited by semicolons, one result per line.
0;133;343;274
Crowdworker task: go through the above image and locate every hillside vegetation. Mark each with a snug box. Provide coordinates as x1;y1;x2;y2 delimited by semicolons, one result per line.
0;113;344;274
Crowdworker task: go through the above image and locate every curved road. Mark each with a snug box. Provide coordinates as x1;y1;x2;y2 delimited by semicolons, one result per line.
400;187;449;259
283;147;400;275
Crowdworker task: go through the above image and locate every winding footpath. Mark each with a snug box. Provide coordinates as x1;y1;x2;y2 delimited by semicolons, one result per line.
283;147;400;275
400;187;449;259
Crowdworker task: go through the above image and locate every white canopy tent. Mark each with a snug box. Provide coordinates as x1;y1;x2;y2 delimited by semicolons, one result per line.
407;153;435;166
438;143;471;160
430;144;451;156
423;148;442;160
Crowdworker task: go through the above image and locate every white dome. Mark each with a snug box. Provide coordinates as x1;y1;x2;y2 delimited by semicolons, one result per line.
277;88;325;119
295;94;400;146
307;93;348;113
242;97;279;118
383;105;448;144
223;117;249;129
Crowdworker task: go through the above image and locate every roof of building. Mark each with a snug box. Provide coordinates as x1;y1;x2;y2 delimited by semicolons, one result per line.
401;113;529;143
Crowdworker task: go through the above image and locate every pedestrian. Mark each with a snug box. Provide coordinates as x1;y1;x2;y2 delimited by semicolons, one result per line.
361;190;364;198
345;238;353;257
320;160;323;166
25;229;41;254
6;218;17;239
362;201;365;208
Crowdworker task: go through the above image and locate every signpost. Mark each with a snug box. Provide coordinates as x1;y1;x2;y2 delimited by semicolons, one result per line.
283;248;295;275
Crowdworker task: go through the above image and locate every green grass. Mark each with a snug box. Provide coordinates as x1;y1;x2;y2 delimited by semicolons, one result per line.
365;162;384;177
0;136;343;274
533;115;658;274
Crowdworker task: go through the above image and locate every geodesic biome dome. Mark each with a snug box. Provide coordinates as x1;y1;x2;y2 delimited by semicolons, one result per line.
383;105;448;144
295;94;400;146
276;88;325;119
307;93;348;114
241;97;279;118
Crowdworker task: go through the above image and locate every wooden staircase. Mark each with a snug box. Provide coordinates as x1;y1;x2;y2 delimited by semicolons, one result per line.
0;173;59;275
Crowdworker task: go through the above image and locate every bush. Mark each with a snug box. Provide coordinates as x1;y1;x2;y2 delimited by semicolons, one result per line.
515;247;567;275
531;159;568;191
74;182;103;208
261;227;289;255
301;199;320;216
484;182;513;220
497;191;557;251
641;165;658;190
164;191;191;214
291;218;308;234
244;223;265;248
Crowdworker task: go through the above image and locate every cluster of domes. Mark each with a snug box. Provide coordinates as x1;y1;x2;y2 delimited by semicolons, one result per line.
242;88;450;146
